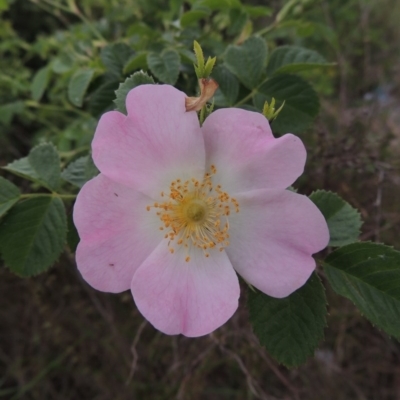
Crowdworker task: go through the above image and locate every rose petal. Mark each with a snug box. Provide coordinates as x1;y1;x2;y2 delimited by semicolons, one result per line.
92;85;205;198
131;244;240;337
226;189;329;298
74;174;164;293
201;108;306;194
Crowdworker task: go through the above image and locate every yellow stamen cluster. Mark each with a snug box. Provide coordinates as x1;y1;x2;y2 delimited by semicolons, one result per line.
146;165;240;261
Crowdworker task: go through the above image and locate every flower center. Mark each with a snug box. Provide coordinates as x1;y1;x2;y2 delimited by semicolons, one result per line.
185;201;206;222
146;165;240;261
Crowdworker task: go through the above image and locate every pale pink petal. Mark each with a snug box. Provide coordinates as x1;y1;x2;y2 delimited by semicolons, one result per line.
92;85;205;199
131;245;240;337
226;189;329;298
201;108;306;194
74;174;164;293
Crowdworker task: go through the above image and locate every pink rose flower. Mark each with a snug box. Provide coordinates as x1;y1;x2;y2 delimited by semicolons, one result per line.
73;84;329;337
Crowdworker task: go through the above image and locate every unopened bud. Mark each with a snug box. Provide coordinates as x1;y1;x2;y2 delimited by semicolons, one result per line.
193;41;216;79
262;98;285;121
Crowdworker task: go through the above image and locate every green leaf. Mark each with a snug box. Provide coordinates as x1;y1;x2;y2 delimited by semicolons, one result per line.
28;143;61;191
170;0;183;17
88;79;120;116
324;242;400;339
147;49;181;85
67;212;80;253
267;46;334;76
0;197;67;277
3;157;40;183
277;19;315;36
31;66;51;101
224;36;268;90
211;65;239;106
3;143;61;191
196;0;241;10
178;48;196;65
180;10;210;27
123;52;148;75
243;5;272;17
312;22;339;50
276;0;298;23
127;22;160;38
0;0;9;11
203;56;216;78
84;155;100;181
253;74;319;134
68;69;95;107
227;8;248;36
309;190;362;247
61;155;99;188
100;43;133;78
0;177;20;218
61;157;87;188
248;273;327;367
114;71;155;114
193;40;205;77
52;53;75;74
0;101;25;125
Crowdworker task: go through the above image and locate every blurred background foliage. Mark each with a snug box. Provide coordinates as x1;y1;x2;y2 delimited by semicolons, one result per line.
1;0;400;399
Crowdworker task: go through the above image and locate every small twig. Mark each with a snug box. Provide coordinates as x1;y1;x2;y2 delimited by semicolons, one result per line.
27;0;70;26
66;256;133;368
321;0;348;110
246;332;300;400
374;168;385;242
24;101;92;118
175;341;217;399
126;320;147;385
358;0;372;84
233;79;266;108
209;334;271;400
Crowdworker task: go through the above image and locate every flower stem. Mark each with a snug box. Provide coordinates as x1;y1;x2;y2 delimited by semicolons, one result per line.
233;90;258;108
59;146;90;159
199;106;206;126
20;193;77;201
254;21;278;37
233;75;270;108
25;100;92;118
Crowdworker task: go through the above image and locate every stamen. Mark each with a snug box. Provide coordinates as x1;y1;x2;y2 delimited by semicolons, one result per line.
147;165;240;258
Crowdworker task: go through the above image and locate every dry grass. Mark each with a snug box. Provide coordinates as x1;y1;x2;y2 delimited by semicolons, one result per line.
1;253;400;399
